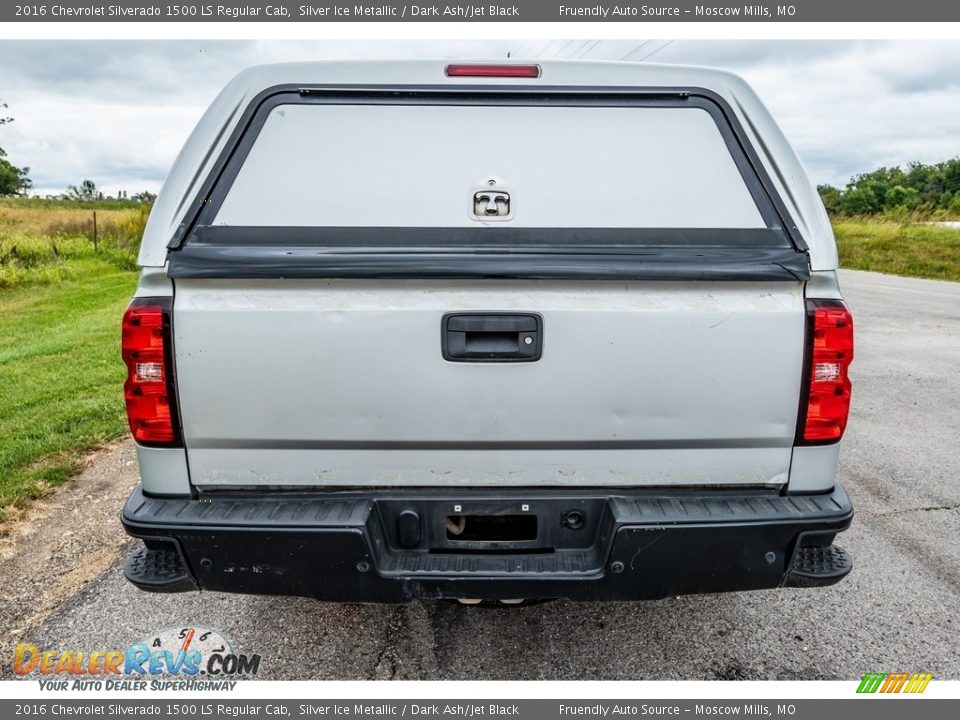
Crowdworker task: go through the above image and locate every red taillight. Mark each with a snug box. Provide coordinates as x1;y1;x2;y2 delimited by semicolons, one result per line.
800;300;854;443
445;64;541;78
122;297;181;446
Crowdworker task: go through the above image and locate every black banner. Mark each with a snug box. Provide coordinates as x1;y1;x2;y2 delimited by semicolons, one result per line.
4;1;960;23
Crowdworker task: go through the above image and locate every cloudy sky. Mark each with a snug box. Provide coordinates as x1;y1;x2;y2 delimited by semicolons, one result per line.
1;39;959;196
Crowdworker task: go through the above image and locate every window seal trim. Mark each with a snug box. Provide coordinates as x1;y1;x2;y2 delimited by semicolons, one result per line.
166;84;809;256
167;243;810;282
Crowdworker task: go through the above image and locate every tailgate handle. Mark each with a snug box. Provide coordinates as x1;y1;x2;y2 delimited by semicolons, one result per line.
442;313;543;362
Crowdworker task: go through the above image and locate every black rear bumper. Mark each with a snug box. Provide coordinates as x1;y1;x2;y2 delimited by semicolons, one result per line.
121;485;853;602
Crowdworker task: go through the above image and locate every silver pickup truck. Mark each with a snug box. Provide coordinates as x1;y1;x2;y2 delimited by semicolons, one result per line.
120;60;854;603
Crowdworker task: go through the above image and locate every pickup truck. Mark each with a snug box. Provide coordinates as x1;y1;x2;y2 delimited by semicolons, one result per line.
120;60;854;603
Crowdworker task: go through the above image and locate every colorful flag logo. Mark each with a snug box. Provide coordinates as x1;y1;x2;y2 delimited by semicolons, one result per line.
857;672;933;694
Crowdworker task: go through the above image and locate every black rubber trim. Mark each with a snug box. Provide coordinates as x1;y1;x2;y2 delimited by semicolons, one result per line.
784;541;853;588
167;244;810;281
123;484;852;531
188;226;792;248
124;544;198;593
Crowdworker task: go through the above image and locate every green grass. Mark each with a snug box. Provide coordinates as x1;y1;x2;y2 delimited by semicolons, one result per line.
833;221;960;282
0;199;145;290
0;236;138;289
0;257;136;520
0;198;144;522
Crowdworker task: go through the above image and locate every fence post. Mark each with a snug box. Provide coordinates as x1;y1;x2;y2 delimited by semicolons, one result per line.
92;211;98;252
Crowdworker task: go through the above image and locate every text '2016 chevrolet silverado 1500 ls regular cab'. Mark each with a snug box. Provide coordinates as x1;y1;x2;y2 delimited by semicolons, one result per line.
120;60;854;603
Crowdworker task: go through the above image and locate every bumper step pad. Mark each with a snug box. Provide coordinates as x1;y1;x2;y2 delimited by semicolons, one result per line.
124;546;198;593
785;544;853;588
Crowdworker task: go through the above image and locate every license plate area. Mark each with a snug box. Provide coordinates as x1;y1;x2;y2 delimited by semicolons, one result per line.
375;496;611;555
445;514;537;542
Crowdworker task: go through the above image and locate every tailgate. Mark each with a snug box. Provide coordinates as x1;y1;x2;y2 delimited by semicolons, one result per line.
173;278;804;488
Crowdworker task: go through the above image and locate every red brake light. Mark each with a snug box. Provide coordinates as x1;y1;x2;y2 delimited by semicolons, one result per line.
122;298;181;446
801;301;854;443
445;64;541;78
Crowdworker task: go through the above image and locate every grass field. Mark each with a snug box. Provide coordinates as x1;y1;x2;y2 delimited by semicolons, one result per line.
0;199;958;523
0;199;141;522
833;221;960;282
0;198;144;289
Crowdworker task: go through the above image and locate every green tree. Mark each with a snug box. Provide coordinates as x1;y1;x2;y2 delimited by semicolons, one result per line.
66;179;99;201
906;161;943;203
885;185;920;210
943;158;960;198
840;185;880;215
824;158;960;216
949;193;960;217
817;184;844;215
0;151;31;194
0;100;32;195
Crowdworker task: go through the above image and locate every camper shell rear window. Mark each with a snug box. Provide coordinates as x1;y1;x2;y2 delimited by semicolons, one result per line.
215;103;764;231
168;88;809;281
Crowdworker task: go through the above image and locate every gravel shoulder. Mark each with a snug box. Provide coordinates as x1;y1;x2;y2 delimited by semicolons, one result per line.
0;441;139;646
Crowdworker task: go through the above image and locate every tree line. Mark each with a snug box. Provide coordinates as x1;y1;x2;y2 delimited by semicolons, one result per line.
818;159;960;217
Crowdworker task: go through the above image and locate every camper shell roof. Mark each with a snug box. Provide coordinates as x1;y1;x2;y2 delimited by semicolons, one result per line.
139;59;836;271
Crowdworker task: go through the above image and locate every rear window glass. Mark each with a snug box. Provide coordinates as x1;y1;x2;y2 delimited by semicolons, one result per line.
212;103;767;230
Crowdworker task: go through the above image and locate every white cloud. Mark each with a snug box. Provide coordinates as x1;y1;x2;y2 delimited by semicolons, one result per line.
654;40;960;185
1;40;959;194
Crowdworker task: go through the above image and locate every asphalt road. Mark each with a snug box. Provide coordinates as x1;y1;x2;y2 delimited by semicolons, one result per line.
4;269;959;681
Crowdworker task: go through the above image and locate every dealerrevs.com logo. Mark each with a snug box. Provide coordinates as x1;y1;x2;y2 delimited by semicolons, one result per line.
13;627;261;691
